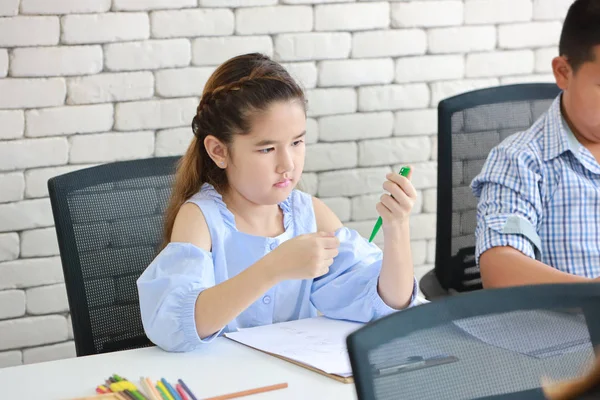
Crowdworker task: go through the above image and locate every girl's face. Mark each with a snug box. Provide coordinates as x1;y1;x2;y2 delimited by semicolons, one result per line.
225;100;307;206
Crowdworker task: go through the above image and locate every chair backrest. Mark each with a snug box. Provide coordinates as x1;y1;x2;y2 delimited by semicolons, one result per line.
48;156;179;356
347;283;600;400
435;83;562;293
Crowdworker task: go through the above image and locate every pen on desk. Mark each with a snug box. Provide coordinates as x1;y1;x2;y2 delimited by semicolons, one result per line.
368;166;411;243
203;382;289;400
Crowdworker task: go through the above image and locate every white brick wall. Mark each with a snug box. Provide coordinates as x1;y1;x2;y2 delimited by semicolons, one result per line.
155;67;214;97
26;284;68;315
315;3;389;31
0;17;59;47
10;46;103;77
358;84;430;112
24;164;94;198
112;0;196;11
392;1;463;28
305;88;357;116
465;0;533;24
69;131;155;163
275;33;351;61
466;50;534;77
319;112;393;142
428;26;496;54
23;341;76;364
394;109;437;136
67;72;155;105
25;104;114;137
0;111;24;139
304;142;357;172
21;0;111;14
0;290;25;320
62;13;149;44
0;49;7;77
0;138;68;171
0;316;67;351
155;128;193;156
104;39;191;71
0;258;63;291
395;55;464;83
236;6;312;35
498;22;562;49
151;9;234;38
0;0;19;16
0;78;66;109
533;0;574;20
21;228;59;258
0;0;572;368
193;36;273;66
352;30;427;59
318;59;394;87
0;173;24;203
0;233;19;262
114;98;197;130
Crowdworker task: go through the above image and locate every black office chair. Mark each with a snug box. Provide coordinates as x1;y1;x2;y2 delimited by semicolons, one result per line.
48;156;179;356
420;83;562;299
347;283;600;400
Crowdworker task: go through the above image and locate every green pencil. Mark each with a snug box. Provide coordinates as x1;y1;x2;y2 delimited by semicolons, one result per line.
368;166;411;243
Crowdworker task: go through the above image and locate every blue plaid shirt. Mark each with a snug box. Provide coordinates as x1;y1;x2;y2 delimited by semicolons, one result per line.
472;94;600;278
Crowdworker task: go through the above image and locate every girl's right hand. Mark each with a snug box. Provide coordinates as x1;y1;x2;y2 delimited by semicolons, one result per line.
264;232;340;281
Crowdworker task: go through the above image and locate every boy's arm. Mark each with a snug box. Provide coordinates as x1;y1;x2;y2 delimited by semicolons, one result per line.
479;246;592;288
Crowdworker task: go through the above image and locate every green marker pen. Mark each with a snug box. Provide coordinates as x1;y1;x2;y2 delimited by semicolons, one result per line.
368;166;411;243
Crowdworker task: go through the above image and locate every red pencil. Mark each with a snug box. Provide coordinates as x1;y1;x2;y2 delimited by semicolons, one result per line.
176;384;190;400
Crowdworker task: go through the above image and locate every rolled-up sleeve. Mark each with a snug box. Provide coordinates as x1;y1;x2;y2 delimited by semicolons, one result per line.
471;144;544;265
137;242;221;352
310;227;419;323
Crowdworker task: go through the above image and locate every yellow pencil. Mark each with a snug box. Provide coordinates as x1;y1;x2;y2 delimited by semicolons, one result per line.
156;381;175;400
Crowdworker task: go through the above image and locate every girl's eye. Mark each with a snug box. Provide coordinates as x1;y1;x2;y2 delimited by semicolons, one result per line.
259;147;274;154
292;140;304;146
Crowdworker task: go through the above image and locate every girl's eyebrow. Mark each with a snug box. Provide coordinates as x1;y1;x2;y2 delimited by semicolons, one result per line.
254;131;306;147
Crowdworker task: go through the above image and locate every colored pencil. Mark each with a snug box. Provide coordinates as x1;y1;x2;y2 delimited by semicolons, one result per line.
203;383;289;400
177;379;198;400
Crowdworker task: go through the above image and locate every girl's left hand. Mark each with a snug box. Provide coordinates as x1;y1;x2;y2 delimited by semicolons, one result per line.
376;168;418;230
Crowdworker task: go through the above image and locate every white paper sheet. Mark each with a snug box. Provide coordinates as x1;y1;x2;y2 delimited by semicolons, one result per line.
224;317;363;376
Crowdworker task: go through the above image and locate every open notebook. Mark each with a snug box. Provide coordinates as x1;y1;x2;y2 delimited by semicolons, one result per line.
224;316;363;383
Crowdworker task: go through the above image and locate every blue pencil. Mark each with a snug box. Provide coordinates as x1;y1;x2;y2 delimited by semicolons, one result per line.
161;378;182;400
178;379;198;400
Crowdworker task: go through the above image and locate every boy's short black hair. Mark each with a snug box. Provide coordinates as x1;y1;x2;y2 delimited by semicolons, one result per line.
559;0;600;72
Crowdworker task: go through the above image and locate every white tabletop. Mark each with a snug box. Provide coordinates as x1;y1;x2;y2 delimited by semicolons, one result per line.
0;338;357;400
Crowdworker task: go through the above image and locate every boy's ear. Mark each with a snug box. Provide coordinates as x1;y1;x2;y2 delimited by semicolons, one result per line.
204;135;229;168
552;56;572;91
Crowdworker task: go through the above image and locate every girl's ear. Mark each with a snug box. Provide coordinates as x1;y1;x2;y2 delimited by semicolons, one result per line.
204;135;229;168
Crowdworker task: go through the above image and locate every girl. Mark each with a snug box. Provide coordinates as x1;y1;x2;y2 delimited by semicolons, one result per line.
137;53;420;352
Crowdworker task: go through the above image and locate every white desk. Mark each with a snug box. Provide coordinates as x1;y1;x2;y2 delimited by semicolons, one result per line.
0;338;356;400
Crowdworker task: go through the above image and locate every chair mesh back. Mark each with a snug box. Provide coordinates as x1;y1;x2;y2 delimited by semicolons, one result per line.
436;84;561;292
348;284;600;400
48;157;179;356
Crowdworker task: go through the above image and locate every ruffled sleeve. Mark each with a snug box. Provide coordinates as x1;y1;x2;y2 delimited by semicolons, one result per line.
137;242;222;352
310;227;419;323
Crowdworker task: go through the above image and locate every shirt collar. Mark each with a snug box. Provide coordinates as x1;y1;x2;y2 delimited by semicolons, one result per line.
542;93;582;162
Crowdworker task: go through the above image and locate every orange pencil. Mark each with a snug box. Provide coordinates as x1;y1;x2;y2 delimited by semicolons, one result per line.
203;383;288;400
144;377;164;400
